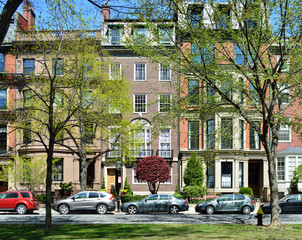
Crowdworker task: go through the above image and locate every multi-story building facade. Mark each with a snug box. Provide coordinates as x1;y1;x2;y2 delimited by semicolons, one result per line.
3;1;302;200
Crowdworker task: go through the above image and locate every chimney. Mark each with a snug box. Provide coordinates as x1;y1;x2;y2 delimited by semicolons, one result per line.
101;3;110;20
23;0;35;30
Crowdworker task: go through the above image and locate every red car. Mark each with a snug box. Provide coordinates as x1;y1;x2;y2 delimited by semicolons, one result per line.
0;191;40;214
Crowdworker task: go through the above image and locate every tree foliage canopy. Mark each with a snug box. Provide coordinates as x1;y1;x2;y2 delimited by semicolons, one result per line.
136;155;170;194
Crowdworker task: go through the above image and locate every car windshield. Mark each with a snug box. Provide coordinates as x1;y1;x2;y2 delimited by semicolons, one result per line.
279;195;292;201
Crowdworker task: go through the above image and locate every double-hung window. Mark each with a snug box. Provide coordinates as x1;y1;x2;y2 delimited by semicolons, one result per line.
188;79;199;106
23;59;35;75
134;94;146;113
216;5;231;29
109;26;123;45
135;63;146;81
190;7;203;28
0;90;6;110
221;161;232;188
207;162;215;188
279;120;291;142
133;26;148;43
188;121;199;150
0;125;7;154
53;159;63;181
221;118;233;149
0;53;4;72
239;162;244;188
159;94;171;112
159;129;171;157
110;63;121;80
159;64;170;81
207;119;215;149
234;44;244;65
109;127;121;157
277;157;285;181
159;26;173;44
52;58;64;75
250;122;260;150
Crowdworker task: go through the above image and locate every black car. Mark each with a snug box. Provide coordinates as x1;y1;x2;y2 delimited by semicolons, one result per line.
121;194;189;214
261;194;302;214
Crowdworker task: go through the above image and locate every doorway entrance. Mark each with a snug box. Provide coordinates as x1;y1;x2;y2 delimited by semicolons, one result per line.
248;161;263;198
87;161;95;189
107;169;116;193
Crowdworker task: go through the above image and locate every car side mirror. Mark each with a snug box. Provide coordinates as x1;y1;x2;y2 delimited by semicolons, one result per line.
217;199;219;204
145;199;147;202
71;197;75;201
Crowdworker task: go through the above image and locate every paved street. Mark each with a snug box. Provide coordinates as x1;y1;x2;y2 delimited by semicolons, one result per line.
1;204;302;225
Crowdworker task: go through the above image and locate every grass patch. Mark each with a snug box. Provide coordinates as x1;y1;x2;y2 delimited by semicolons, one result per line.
0;224;302;240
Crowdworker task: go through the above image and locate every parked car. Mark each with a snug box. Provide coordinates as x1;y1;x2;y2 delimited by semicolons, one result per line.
121;194;189;214
52;191;115;214
0;191;40;214
261;194;302;214
195;194;254;214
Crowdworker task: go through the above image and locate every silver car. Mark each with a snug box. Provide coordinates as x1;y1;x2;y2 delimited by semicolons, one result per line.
121;194;189;214
52;191;115;214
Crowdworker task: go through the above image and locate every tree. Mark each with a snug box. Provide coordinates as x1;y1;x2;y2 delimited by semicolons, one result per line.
0;156;46;192
13;0;92;229
125;0;302;227
136;156;170;194
0;0;23;45
184;152;204;187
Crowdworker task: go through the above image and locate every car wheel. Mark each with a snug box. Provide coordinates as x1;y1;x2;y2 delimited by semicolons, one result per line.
16;204;27;214
206;206;214;215
169;205;179;214
127;205;138;214
242;206;252;215
97;204;108;214
59;204;70;214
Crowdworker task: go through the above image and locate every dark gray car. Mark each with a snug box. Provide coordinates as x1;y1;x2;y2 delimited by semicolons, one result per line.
261;194;302;213
195;194;255;214
52;191;115;214
121;194;189;214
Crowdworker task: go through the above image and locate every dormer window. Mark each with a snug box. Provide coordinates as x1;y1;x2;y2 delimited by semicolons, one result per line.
109;25;123;45
216;5;231;29
158;25;173;44
190;6;203;28
133;26;148;43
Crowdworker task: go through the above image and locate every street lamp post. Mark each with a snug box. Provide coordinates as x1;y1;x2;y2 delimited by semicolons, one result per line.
115;157;122;212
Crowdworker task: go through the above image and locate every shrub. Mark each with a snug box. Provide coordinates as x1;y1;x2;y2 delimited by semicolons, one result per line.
183;185;207;201
173;193;183;199
289;171;300;194
101;177;106;190
123;177;132;195
175;184;179;194
184;152;204;187
239;187;253;197
37;194;46;204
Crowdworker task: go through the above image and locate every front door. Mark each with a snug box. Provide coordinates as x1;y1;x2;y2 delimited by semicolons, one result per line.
107;169;115;193
248;161;262;197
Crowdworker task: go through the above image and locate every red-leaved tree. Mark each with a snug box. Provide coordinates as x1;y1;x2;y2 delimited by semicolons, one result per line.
136;156;170;194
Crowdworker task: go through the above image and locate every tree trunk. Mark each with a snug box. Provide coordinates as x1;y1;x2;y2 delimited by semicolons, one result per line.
267;144;281;227
45;151;54;230
81;160;88;191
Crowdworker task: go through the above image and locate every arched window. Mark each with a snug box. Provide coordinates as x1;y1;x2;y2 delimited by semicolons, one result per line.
130;119;151;157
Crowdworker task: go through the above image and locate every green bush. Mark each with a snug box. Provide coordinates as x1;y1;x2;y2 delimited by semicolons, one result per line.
123;177;132;195
184;152;204;187
101;177;106;190
239;187;253;197
183;185;207;201
37;194;46;204
121;194;147;203
173;193;183;199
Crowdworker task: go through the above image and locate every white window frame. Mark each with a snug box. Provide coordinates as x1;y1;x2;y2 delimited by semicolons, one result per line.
133;94;147;113
158;94;172;113
134;63;146;81
110;63;122;80
279;120;291;143
159;63;171;81
132;167;172;184
221;159;234;189
159;128;171;158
